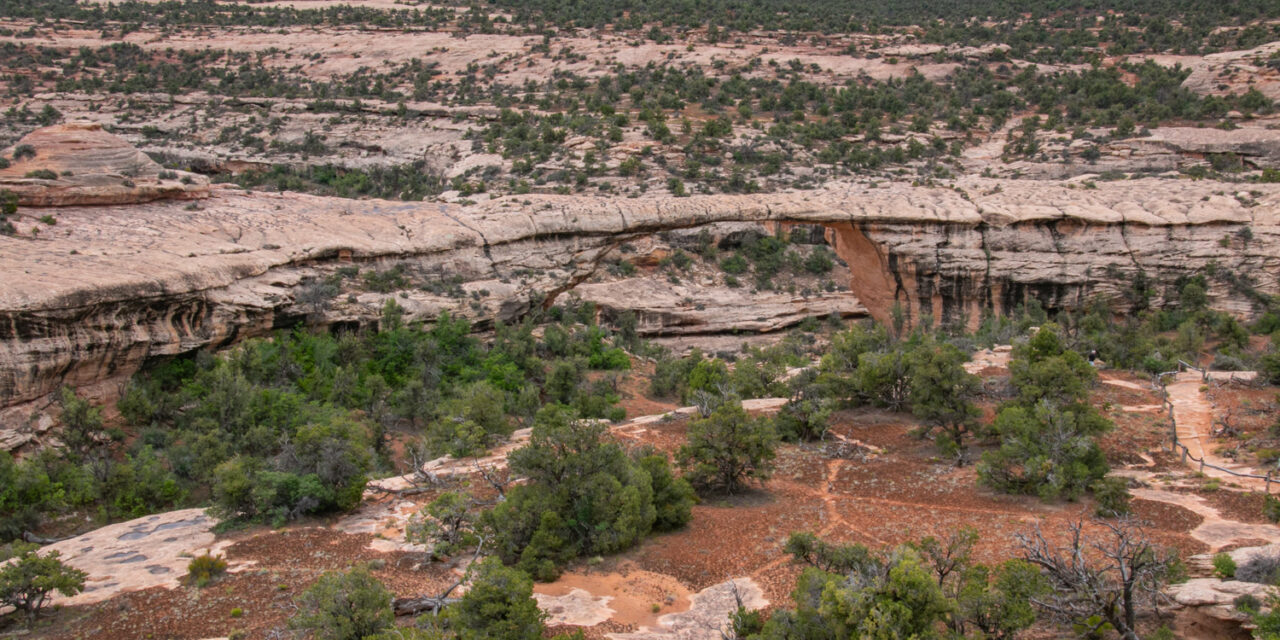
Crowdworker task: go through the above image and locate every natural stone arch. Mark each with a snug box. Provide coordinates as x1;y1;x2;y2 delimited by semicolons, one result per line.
1;175;1277;419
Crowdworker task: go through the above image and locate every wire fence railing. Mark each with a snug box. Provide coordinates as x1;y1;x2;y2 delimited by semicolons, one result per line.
1155;360;1278;494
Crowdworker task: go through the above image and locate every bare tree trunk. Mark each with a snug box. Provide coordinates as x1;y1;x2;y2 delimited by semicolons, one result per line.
392;538;485;617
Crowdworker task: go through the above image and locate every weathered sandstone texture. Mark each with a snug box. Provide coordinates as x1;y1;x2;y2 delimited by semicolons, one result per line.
609;578;767;640
1;157;1278;416
0;122;208;206
1109;126;1280;170
1169;544;1280;639
575;278;866;336
1177;41;1280;101
35;508;235;607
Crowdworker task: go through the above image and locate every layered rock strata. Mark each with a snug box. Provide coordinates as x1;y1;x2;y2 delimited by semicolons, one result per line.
575;278;866;336
0;122;208;206
1;174;1277;416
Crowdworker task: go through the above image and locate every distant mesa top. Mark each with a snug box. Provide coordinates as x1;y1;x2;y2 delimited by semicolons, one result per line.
0;122;209;206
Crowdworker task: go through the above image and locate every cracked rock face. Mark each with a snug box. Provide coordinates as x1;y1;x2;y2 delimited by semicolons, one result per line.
0;173;1277;428
0;122;209;206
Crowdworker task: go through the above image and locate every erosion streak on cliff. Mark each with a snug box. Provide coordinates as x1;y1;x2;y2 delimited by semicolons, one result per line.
1;176;1277;410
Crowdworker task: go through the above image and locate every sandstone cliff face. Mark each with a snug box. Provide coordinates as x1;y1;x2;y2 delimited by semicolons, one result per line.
0;122;209;206
1176;41;1280;101
0;176;1277;419
574;279;867;337
1109;127;1280;170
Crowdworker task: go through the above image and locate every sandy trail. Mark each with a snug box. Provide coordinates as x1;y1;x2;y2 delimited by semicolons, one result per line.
1165;371;1270;491
1132;487;1280;551
1103;368;1280;553
1100;376;1149;391
1101;370;1270;490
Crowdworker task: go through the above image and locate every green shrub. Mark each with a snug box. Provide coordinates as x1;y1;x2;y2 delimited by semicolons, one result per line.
771;531;1043;639
1092;477;1132;517
784;531;876;573
405;491;479;560
444;557;545;640
24;169;58;180
0;542;87;625
102;446;186;518
978;403;1111;500
803;247;834;273
211;450;362;526
187;552;228;587
719;253;748;275
1234;593;1262;612
0;187;13;212
635;451;695;531
290;565;393;640
0;451;65;542
649;350;701;399
684;357;729;403
1266;494;1280;524
482;405;686;579
677;399;778;495
426;381;512;458
588;346;631;370
773;395;832;442
618;156;642;176
1213;552;1237;579
979;325;1113;500
906;340;982;457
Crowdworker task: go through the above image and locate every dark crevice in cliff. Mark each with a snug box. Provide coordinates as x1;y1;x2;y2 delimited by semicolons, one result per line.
441;211;498;276
977;221;994;318
1117;221;1145;272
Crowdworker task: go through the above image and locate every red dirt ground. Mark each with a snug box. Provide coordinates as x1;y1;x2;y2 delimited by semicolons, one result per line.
19;373;1265;639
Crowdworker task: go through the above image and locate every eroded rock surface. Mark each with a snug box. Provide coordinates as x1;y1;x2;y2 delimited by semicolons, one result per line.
0;122;208;206
1175;41;1280;101
1170;578;1269;630
35;508;235;607
1170;544;1280;639
609;578;767;640
536;588;617;627
1132;488;1280;551
1111;126;1280;169
576;278;865;336
2;173;1278;420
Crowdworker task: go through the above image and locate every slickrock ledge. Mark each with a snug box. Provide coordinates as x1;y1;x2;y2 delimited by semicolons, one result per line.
0;174;1277;418
0;122;208;206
